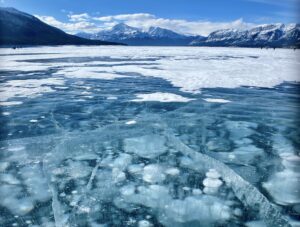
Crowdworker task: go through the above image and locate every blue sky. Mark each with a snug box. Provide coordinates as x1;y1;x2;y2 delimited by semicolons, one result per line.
1;0;299;35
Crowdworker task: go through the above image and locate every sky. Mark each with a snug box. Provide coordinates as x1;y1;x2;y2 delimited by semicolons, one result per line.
1;0;299;35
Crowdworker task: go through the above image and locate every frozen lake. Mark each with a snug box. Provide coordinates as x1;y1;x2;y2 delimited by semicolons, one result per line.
0;46;299;226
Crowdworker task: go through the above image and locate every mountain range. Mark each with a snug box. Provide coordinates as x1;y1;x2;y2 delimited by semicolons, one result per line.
0;7;299;48
191;23;300;48
78;23;299;48
76;23;203;46
0;7;123;46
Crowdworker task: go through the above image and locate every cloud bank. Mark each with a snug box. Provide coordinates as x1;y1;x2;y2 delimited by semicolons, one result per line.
36;12;256;36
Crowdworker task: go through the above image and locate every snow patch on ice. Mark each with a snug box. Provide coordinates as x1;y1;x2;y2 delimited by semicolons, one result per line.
0;101;23;106
204;98;231;103
132;92;195;103
125;120;137;125
55;67;128;80
0;78;64;102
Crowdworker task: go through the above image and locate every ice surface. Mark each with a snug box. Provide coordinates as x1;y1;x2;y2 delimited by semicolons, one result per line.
1;46;299;94
0;46;299;227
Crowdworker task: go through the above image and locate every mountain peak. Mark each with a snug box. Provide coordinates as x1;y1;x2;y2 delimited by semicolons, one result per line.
148;26;185;39
112;23;139;32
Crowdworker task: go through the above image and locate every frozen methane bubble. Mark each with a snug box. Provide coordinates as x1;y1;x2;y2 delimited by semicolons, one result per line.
128;164;144;176
203;178;223;188
165;167;180;176
224;120;257;140
0;184;34;215
263;154;300;205
138;220;153;227
166;133;291;226
143;164;166;183
203;169;223;195
120;185;136;196
65;160;92;179
119;184;231;226
206;169;221;179
110;153;132;171
192;189;203;195
124;135;167;159
112;168;126;183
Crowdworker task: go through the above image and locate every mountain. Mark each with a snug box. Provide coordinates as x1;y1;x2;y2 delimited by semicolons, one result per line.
76;23;201;46
0;7;123;46
190;23;300;48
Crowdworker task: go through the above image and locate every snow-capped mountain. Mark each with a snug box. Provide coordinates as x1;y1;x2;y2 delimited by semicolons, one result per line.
191;23;300;48
147;26;187;39
76;23;200;46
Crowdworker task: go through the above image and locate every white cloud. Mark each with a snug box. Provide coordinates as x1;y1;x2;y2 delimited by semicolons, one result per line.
35;15;99;34
68;13;90;22
36;12;256;36
93;13;155;22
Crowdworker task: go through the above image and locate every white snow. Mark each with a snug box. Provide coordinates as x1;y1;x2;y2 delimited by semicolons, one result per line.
0;78;64;102
107;96;118;100
125;120;137;125
54;67;128;80
1;46;298;95
132;92;194;103
0;101;23;106
203;98;231;103
2;112;11;116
